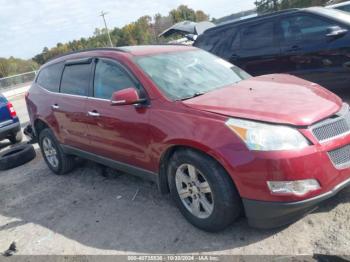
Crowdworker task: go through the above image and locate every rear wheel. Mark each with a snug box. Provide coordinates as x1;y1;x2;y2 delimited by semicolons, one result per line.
168;149;242;232
38;128;75;175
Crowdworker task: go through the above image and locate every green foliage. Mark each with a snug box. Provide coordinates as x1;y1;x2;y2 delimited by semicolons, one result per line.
32;5;209;65
255;0;331;13
0;57;38;78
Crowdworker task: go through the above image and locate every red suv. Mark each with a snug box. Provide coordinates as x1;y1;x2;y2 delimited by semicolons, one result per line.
26;45;350;232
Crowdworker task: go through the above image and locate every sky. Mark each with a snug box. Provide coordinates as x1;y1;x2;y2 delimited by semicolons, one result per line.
0;0;256;59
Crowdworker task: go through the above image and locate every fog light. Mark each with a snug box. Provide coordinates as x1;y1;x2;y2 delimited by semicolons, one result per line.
267;179;320;196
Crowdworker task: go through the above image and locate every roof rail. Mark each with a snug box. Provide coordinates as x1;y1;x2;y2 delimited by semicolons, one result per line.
206;8;299;32
47;47;129;63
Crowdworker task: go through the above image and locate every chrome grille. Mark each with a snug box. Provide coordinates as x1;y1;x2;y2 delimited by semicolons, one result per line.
311;103;350;142
328;144;350;169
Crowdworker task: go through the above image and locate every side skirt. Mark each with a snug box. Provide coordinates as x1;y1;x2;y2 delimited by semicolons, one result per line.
61;144;158;182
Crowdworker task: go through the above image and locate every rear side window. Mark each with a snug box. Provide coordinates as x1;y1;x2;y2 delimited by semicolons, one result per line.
241;21;274;50
280;15;335;42
93;59;134;100
212;27;240;58
60;64;91;96
36;62;64;92
194;32;221;52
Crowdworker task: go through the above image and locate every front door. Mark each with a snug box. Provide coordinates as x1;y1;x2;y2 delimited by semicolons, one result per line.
277;13;350;90
85;58;152;170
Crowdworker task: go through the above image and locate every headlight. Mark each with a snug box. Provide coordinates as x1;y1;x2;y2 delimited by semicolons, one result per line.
267;179;320;196
225;118;309;151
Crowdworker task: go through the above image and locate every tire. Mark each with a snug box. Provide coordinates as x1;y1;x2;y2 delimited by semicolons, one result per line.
9;131;23;144
38;128;75;175
0;143;36;170
168;149;242;232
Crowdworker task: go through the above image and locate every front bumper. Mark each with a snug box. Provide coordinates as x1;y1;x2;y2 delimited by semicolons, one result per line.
0;121;21;140
216;120;350;228
243;177;350;228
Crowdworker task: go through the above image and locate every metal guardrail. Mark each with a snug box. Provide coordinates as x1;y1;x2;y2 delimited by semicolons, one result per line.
0;71;37;90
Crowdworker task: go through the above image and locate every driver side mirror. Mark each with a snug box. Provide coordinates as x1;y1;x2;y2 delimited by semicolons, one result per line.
111;88;146;106
326;26;348;38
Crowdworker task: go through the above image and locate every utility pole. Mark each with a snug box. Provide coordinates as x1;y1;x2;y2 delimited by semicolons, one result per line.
100;11;113;47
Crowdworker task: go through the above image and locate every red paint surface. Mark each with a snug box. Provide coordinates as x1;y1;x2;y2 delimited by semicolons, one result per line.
26;46;350;203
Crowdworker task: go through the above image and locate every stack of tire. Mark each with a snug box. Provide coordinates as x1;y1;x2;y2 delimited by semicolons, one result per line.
0;144;36;171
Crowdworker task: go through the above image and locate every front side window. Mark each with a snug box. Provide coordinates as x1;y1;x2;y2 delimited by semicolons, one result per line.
93;59;134;100
60;63;91;96
241;21;274;50
37;62;64;92
280;15;335;42
135;50;251;101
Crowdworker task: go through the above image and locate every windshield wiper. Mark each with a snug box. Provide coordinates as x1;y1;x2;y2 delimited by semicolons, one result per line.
180;92;205;101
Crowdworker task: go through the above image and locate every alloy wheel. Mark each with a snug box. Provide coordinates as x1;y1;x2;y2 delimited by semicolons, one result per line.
175;163;214;219
42;137;59;168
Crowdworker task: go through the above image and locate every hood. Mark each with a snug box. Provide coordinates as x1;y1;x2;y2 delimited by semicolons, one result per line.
158;21;215;37
183;74;342;126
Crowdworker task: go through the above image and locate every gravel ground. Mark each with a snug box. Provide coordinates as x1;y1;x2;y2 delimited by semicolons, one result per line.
0;94;349;256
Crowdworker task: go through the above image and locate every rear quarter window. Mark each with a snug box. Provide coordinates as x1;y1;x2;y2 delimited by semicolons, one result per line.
36;62;64;92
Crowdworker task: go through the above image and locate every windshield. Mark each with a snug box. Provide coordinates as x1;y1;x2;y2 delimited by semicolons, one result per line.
135;50;251;100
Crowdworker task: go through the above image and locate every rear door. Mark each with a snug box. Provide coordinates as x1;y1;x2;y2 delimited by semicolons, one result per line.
277;12;350;90
233;19;281;76
53;58;92;151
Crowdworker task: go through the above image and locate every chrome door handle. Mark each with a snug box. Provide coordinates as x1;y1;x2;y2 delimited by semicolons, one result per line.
51;104;59;110
87;111;100;117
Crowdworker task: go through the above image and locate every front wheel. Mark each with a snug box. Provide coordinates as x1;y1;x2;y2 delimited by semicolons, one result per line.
168;149;242;232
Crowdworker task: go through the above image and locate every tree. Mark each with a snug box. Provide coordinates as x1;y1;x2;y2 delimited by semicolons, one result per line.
195;10;209;22
31;5;210;65
0;57;39;78
170;5;197;23
153;13;173;38
255;0;280;13
255;0;330;13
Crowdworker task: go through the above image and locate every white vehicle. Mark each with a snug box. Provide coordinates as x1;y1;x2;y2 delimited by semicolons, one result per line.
328;1;350;12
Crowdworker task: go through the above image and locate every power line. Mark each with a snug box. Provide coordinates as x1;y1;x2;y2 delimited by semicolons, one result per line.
99;11;113;47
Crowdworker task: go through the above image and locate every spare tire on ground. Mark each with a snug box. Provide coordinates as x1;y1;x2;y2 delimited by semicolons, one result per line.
0;144;36;170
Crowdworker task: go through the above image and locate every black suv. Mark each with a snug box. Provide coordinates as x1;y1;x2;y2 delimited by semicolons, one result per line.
194;7;350;90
